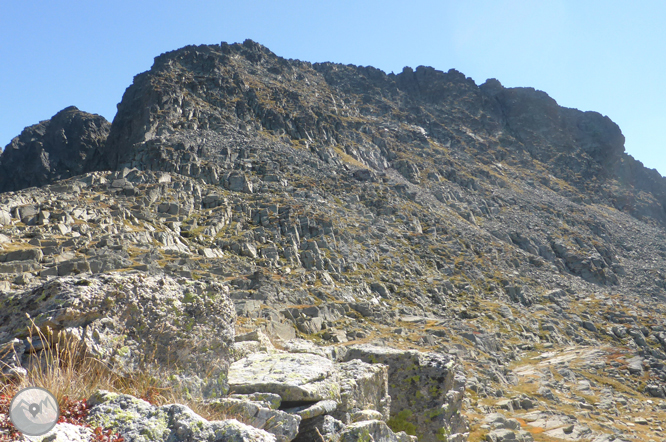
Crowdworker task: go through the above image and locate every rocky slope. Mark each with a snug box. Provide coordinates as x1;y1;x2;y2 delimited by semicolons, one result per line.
2;40;666;441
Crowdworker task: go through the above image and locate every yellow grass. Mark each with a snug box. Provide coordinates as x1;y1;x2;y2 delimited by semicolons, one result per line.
0;317;230;422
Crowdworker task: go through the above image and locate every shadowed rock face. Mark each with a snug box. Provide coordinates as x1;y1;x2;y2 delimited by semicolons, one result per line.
0;106;110;193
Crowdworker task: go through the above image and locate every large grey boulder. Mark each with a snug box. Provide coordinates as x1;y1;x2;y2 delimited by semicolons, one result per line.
342;345;468;442
227;342;394;442
0;248;43;263
0;273;235;398
87;391;276;442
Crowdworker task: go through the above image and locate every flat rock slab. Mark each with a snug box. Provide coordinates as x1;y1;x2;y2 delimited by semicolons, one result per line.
229;352;341;402
23;422;93;442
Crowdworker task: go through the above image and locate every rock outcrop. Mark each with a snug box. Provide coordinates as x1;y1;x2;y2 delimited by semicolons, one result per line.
343;345;467;442
91;40;666;226
0;106;110;193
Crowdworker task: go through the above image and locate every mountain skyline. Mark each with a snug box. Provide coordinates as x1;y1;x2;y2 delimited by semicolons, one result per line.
2;1;665;177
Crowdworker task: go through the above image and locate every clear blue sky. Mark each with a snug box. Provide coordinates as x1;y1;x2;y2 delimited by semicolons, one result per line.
2;1;665;176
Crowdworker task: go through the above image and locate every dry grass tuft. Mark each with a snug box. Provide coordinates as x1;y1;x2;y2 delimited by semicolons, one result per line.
0;317;230;426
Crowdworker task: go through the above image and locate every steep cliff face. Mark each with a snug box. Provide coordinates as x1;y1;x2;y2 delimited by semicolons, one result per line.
0;106;110;193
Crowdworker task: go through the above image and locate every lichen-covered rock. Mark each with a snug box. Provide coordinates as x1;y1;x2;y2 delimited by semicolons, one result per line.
335;359;390;422
282;400;337;421
229;393;283;410
228;352;341;403
232;330;276;361
209;398;300;442
292;415;346;442
350;410;384;423
24;422;94;442
343;345;467;442
0;273;235;398
87;391;276;442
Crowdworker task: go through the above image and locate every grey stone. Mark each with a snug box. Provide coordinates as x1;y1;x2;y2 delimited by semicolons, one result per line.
241;242;258;259
627;356;644;374
228;352;341;402
228;171;253;193
87;391;276;442
0;106;110;193
0;274;235;398
29;422;94;442
350;409;384;423
645;384;665;398
229;393;282;410
343;345;467;442
1;248;43;263
286;399;337;419
582;321;597;333
262;320;296;342
0;210;11;225
57;259;91;276
338;420;412;442
209;398;300;442
336;359;390;421
486;429;518;442
18;205;40;224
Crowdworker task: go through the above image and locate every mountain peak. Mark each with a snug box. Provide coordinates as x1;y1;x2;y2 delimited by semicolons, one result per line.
0;106;109;192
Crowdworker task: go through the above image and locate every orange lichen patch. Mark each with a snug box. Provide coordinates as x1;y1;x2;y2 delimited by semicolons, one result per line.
514;418;527;427
525;426;546;434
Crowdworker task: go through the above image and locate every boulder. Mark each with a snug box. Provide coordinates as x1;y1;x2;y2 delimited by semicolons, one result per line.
228;171;253;193
0;273;235;398
485;428;535;442
87;391;276;442
0;210;11;225
0;248;43;263
336;359;391;421
26;422;94;442
338;420;414;442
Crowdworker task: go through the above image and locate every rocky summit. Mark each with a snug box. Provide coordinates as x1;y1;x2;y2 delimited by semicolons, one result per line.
1;39;666;441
